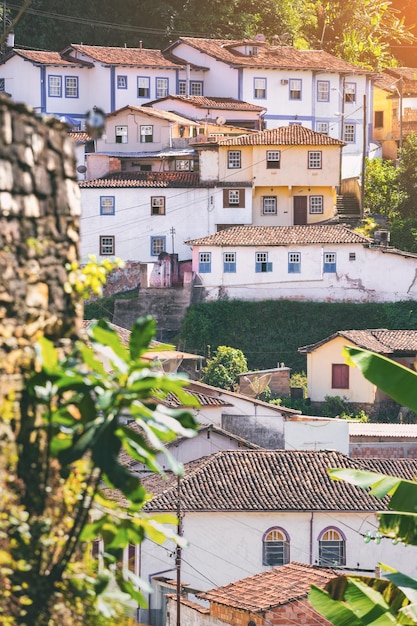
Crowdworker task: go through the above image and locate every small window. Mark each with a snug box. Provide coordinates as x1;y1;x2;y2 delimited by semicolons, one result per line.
156;77;168;98
255;252;272;273
262;196;277;215
48;75;62;97
289;79;302;100
223;252;236;273
151;196;166;215
288;252;301;273
349;252;356;261
263;528;290;566
115;125;128;144
332;364;349;389
308;151;322;169
323;252;336;273
254;77;266;99
374;111;384;128
266;150;280;169
117;75;127;89
199;252;211;273
190;81;203;96
128;544;136;573
137;76;150;98
343;123;355;143
316;121;329;135
65;76;78;98
228;150;241;169
0;78;5;92
223;189;245;208
345;82;356;103
319;528;346;566
140;125;153;143
100;236;115;256
317;80;329;102
150;236;165;256
100;196;115;215
228;190;240;205
175;159;191;171
309;196;323;214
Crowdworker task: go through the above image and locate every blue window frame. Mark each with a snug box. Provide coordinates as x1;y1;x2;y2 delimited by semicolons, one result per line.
150;236;166;256
198;252;211;273
254;77;266;99
156;77;169;98
100;196;115;215
317;80;330;102
223;252;236;273
255;252;272;273
117;75;128;89
288;252;301;273
65;76;78;98
48;75;62;97
137;77;150;98
323;252;336;273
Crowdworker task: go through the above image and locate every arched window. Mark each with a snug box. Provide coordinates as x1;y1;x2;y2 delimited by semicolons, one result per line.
262;527;290;566
318;527;346;566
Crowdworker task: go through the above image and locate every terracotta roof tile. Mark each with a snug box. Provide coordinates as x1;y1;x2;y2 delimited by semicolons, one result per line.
69;44;184;68
359;458;417;480
187;225;370;247
147;95;265;111
106;105;199;125
349;423;417;439
68;131;92;144
218;125;345;146
299;329;417;354
3;49;93;67
80;171;203;189
198;562;338;611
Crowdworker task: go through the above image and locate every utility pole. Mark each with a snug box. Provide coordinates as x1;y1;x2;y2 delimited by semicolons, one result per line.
360;93;367;220
176;474;182;626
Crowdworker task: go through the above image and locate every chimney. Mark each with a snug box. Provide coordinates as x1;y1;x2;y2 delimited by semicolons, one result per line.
139;41;143;50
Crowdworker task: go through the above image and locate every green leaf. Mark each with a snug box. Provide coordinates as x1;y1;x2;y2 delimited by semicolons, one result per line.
35;336;59;372
88;319;129;373
384;571;417;604
343;579;396;624
398;602;417;624
129;316;157;360
378;511;417;545
309;585;364;626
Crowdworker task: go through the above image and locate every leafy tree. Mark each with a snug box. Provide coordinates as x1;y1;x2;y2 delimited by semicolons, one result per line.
363;157;403;218
201;345;248;391
397;133;417;219
389;217;417;254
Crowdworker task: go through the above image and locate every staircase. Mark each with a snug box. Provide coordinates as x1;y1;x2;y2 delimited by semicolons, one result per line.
336;194;361;226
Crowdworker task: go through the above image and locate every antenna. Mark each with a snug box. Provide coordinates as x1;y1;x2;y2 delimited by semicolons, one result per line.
215;116;226;126
240;373;271;398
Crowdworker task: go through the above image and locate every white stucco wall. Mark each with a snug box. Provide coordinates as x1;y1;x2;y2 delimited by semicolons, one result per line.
284;416;350;454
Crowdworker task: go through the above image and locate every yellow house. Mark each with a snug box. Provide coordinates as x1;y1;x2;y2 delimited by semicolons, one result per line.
372;73;397;160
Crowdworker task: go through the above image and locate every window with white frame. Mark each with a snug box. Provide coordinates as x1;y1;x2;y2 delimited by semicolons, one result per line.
318;528;346;566
223;189;244;208
343;123;356;143
175;159;192;171
115;125;128;144
288;252;301;273
198;252;211;273
266;150;280;169
255;251;272;273
317;80;329;102
262;196;277;215
150;236;165;256
48;75;62;97
100;196;115;215
140;125;153;143
309;196;323;214
254;77;266;98
137;76;150;98
344;82;356;103
178;80;203;96
117;75;127;89
156;77;168;98
323;252;336;272
262;528;290;566
151;196;166;215
289;78;302;100
223;252;236;273
65;76;78;98
316;121;329;135
228;190;240;205
99;235;115;256
228;150;241;169
308;151;322;169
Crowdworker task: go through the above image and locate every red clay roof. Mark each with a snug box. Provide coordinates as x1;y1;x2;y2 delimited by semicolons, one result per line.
68;131;92;144
69;44;184;67
80;171;202;188
3;49;93;67
198;562;338;611
218;125;345;146
299;329;417;354
147;95;265;111
187;225;371;247
106;104;199;125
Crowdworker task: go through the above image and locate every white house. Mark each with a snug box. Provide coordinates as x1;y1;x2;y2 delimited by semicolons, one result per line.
187;224;417;302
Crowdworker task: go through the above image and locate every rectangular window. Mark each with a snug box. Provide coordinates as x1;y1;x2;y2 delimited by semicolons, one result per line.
289;79;302;100
317;80;329;102
0;78;5;92
99;235;115;256
117;75;127;89
223;252;236;273
308;151;322;169
151;196;166;215
228;150;241;169
345;82;356;103
374;111;384;128
262;196;277;215
266;150;280;169
316;121;329;135
115;125;128;144
254;77;266;99
140;125;153;143
223;189;245;208
323;252;336;273
343;123;355;143
309;196;323;214
156;77;168;98
332;363;349;389
288;252;301;273
48;75;62;97
349;252;356;261
228;190;240;205
65;76;78;98
100;196;115;215
137;76;150;98
175;159;191;171
150;236;165;256
198;252;211;273
255;252;272;273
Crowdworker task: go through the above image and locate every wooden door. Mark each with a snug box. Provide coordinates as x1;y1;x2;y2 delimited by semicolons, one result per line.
294;196;307;225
